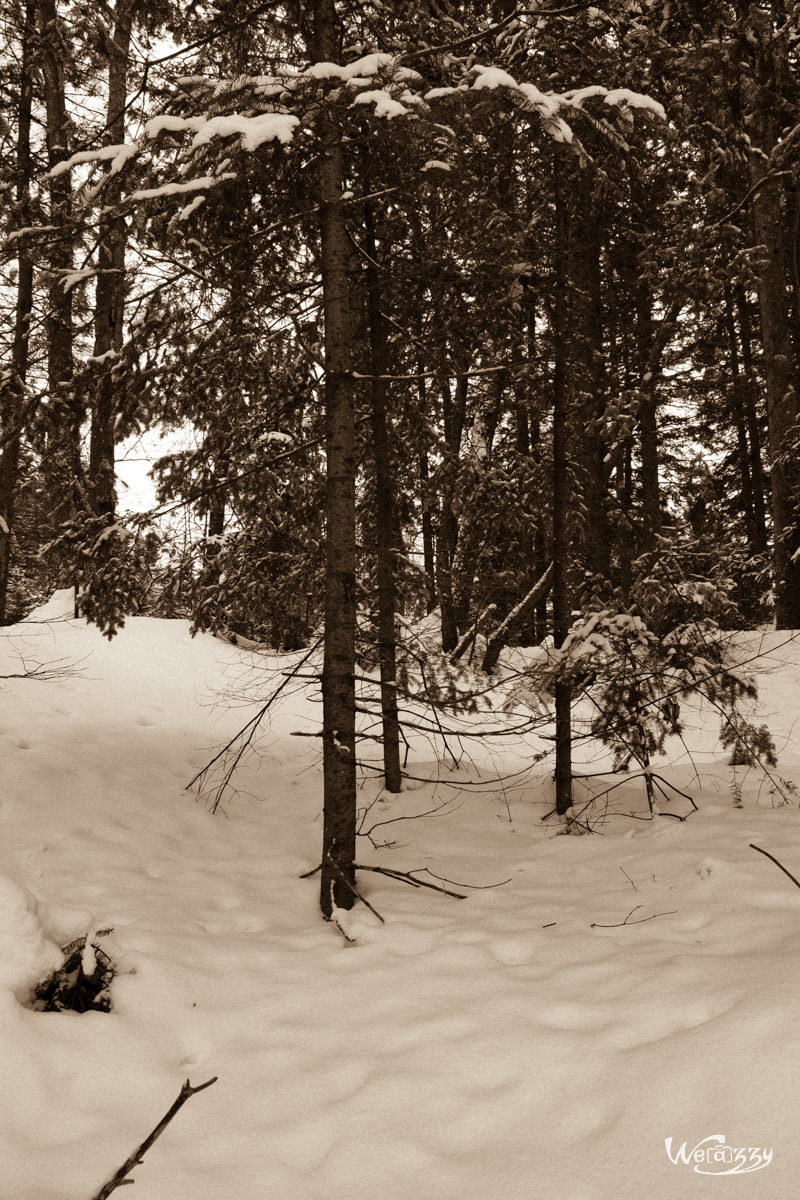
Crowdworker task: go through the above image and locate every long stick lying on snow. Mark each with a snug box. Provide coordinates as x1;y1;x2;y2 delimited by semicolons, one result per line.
89;1076;218;1200
749;843;800;892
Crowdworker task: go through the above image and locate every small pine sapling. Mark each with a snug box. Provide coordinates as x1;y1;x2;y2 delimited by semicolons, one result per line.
33;930;114;1013
554;606;774;814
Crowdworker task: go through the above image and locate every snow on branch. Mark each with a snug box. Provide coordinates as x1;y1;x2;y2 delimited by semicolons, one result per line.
351;90;411;119
303;53;422;84
144;110;299;153
46;143;139;179
566;84;667;121
189;112;299;150
466;64;665;144
128;174;236;202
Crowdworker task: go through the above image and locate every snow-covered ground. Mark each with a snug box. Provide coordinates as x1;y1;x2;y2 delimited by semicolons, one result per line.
2;594;800;1198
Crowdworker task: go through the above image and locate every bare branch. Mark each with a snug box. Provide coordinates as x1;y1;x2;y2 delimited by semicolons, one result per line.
90;1077;218;1200
591;907;677;929
750;843;800;891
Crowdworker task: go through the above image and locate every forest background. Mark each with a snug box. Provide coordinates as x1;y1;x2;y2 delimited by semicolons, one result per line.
1;0;799;915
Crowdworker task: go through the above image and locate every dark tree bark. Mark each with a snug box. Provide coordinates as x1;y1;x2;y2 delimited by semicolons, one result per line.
418;446;437;614
436;373;467;651
568;169;610;577
734;284;768;552
0;0;35;624
37;0;81;525
363;204;402;794
313;0;358;917
552;155;573;817
623;159;684;553
89;0;133;519
723;286;767;555
745;11;800;626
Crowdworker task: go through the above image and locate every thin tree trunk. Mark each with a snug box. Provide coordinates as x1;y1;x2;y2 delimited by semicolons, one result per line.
37;0;80;527
419;447;436;613
0;0;35;623
314;0;358;917
89;0;132;518
363;204;402;793
437;373;467;651
735;285;768;552
723;287;760;554
552;156;573;817
635;287;660;548
569;171;609;577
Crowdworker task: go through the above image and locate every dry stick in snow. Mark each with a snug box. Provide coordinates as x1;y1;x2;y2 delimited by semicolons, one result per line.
749;843;800;891
90;1076;218;1200
354;864;467;899
591;907;677;929
299;862;467;901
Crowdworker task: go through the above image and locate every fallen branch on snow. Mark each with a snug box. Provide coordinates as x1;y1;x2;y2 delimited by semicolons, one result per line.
591;906;677;928
749;843;800;892
89;1076;218;1199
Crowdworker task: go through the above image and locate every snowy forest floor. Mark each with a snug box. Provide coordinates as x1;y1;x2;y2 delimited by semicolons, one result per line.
2;593;800;1199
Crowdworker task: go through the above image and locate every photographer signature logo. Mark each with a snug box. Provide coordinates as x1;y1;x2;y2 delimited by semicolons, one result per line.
665;1135;772;1175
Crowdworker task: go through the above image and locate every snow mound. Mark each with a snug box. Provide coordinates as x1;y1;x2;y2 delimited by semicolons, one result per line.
0;876;61;1000
24;588;76;623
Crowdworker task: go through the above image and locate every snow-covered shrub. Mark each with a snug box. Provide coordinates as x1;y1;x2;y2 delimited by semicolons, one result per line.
555;608;770;772
44;512;161;638
32;931;114;1014
720;716;777;768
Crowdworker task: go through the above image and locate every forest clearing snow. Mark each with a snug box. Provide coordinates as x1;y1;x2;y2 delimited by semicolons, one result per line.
1;594;799;1198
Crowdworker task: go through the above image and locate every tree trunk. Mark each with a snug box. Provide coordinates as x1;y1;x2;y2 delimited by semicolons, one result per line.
419;447;437;614
436;373;467;651
746;12;800;626
363;204;402;793
89;1;132;519
0;0;35;624
37;0;80;527
723;286;764;555
552;156;573;817
735;285;768;553
314;0;358;917
568;170;609;577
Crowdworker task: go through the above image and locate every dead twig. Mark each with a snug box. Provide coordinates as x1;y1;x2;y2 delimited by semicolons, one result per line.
90;1076;218;1199
620;866;638;891
304;857;467;902
325;856;386;924
413;866;511;890
354;863;467;899
749;843;800;891
187;637;322;812
591;906;677;929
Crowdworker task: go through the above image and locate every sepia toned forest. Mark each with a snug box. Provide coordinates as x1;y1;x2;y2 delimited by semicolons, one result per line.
1;1;799;909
